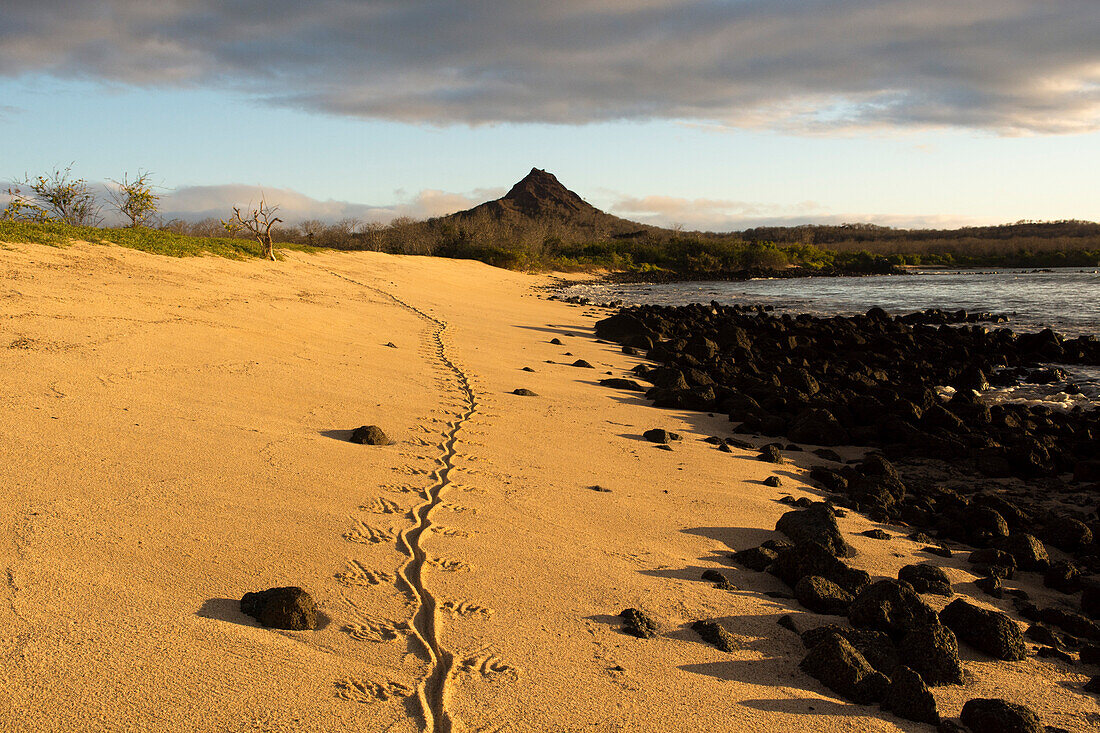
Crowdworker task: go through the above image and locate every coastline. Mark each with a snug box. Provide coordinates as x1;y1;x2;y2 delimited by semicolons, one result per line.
0;241;1095;731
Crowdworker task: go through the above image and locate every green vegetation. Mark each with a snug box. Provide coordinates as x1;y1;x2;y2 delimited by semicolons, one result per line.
0;220;316;259
2;207;1097;275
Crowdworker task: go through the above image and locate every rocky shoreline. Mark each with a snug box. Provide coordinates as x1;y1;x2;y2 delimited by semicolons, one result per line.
595;303;1100;731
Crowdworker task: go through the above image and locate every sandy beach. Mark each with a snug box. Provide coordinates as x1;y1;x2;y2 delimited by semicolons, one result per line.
0;241;1095;732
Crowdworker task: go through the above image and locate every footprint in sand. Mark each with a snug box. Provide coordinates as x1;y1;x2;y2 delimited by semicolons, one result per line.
441;600;493;618
441;502;477;515
379;482;420;494
429;557;472;572
396;465;431;477
360;497;402;514
455;651;518;681
430;526;472;538
343;520;395;545
343;616;409;642
335;560;394;587
334;676;412;703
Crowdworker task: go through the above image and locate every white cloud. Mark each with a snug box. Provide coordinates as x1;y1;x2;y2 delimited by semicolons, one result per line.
1;1;1097;133
608;192;990;231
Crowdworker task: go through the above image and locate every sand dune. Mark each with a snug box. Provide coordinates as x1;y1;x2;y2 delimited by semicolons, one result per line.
0;242;1093;732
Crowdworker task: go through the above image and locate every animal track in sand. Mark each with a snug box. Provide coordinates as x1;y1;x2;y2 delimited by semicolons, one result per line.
430;526;472;538
455;651;517;681
360;497;403;514
441;502;477;514
379;482;421;494
335;676;413;703
441;601;493;618
428;557;472;572
397;464;432;477
343;617;409;643
343;520;395;545
335;560;394;587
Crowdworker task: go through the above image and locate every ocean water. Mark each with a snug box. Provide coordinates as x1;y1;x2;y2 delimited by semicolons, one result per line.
563;268;1100;409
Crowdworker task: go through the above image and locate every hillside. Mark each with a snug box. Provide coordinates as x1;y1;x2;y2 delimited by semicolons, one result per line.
441;167;656;239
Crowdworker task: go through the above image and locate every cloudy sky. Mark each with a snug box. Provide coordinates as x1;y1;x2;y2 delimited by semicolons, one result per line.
1;0;1098;230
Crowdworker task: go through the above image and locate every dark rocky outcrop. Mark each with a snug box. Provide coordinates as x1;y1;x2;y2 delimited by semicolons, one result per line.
898;564;953;596
959;698;1042;733
775;503;856;558
940;599;1026;661
801;625;899;676
1001;533;1049;572
769;542;870;594
799;632;889;704
240;587;319;630
897;623;964;685
848;580;938;638
794;575;854;615
882;666;939;725
1043;560;1082;594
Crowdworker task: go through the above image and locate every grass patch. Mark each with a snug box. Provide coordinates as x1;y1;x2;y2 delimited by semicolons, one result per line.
0;221;321;259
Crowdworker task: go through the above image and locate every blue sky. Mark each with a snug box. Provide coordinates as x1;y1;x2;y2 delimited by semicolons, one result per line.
1;1;1098;230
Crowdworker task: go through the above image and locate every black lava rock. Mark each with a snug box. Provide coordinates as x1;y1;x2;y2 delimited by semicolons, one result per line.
350;425;390;445
883;666;940;725
1044;516;1093;552
795;575;854;615
898;623;964;686
1001;533;1050;572
691;620;737;652
776;503;856;558
240;587;319;630
848;579;938;639
619;608;659;638
599;378;646;391
770;542;870;594
898;564;953;596
759;445;784;463
733;545;779;571
940;599;1026;661
1043;560;1082;594
959;698;1042;733
642;428;681;444
975;576;1004;598
799;633;889;704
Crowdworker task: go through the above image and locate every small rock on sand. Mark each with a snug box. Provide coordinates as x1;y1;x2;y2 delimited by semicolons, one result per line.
512;388;538;396
240;587;318;630
763;476;782;487
350;425;390;445
759;445;784;463
691;620;737;652
642;428;681;444
619;608;658;638
571;359;594;368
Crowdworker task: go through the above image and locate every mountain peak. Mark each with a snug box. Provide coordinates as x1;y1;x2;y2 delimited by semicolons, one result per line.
500;168;593;217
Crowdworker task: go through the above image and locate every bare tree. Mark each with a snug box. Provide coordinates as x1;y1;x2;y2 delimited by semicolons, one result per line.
108;171;159;227
3;165;102;226
222;195;282;261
